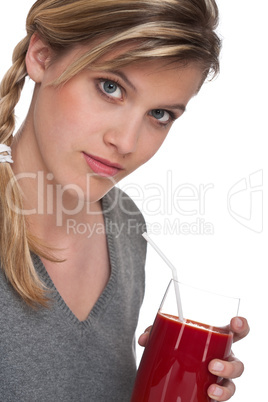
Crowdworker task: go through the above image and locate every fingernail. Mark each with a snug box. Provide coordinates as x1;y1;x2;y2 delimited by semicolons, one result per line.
212;387;223;397
234;317;243;328
212;361;224;372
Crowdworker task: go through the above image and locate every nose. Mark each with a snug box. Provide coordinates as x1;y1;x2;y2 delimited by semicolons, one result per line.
103;113;142;155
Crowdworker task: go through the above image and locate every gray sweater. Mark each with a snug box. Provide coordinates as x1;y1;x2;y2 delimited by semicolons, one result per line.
0;188;147;402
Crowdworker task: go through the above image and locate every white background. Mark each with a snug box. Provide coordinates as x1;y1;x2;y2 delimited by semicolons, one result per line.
1;1;267;401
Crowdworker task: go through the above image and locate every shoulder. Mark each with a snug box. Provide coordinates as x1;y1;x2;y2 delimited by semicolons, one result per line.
102;186;146;225
102;187;147;253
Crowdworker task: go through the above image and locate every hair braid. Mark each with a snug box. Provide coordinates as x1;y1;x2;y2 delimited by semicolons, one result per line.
0;36;49;307
0;37;29;143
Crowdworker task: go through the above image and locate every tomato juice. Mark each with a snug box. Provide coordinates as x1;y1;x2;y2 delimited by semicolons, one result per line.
131;312;233;402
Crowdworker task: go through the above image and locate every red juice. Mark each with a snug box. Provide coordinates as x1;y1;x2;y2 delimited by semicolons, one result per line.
131;313;233;402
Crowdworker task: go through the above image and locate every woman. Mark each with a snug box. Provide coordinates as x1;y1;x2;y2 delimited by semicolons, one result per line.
0;0;249;401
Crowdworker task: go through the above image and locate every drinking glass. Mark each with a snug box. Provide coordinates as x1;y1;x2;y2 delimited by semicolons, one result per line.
131;279;240;402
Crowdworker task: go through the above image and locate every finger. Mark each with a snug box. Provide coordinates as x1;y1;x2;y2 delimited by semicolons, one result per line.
207;379;236;401
208;355;244;379
138;326;151;347
230;317;250;343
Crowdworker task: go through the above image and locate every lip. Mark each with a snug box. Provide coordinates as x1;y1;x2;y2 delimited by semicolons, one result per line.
83;153;124;177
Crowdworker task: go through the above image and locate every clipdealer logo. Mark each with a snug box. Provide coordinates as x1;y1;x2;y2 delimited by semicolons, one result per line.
4;169;264;235
227;170;263;233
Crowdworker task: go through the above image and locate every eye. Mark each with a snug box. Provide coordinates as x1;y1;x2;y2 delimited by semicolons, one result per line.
150;109;172;124
99;80;123;99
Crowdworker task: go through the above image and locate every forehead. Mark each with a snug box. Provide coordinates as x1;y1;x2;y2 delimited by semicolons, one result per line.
52;40;205;92
110;59;205;96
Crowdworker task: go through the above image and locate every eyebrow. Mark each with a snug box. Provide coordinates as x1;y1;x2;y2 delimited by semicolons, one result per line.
159;103;186;113
110;70;186;113
110;70;137;92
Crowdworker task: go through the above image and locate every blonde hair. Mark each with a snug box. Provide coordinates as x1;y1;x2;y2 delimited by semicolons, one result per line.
0;0;221;306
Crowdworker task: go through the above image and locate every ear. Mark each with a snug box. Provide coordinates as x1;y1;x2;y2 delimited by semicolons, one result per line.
25;33;52;83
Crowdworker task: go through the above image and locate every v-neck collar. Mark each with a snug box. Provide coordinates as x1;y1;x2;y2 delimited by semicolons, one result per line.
32;192;119;330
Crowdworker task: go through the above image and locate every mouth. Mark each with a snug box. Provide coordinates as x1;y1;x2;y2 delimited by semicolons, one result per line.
83;152;124;177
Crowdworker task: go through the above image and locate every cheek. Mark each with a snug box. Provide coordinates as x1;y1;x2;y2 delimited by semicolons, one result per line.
34;84;88;148
125;132;168;176
140;132;168;163
47;83;108;139
48;87;85;132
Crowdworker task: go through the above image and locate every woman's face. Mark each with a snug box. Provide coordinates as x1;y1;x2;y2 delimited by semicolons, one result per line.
18;42;204;205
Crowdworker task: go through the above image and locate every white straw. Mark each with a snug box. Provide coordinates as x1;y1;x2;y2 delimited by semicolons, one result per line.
142;232;184;322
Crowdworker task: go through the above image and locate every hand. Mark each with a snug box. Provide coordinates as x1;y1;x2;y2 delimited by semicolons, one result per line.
138;317;250;402
207;316;250;401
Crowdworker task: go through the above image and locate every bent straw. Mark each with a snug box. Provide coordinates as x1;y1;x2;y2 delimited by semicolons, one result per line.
142;232;184;322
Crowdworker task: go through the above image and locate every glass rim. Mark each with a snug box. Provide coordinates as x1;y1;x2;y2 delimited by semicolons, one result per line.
167;278;241;303
159;278;241;324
